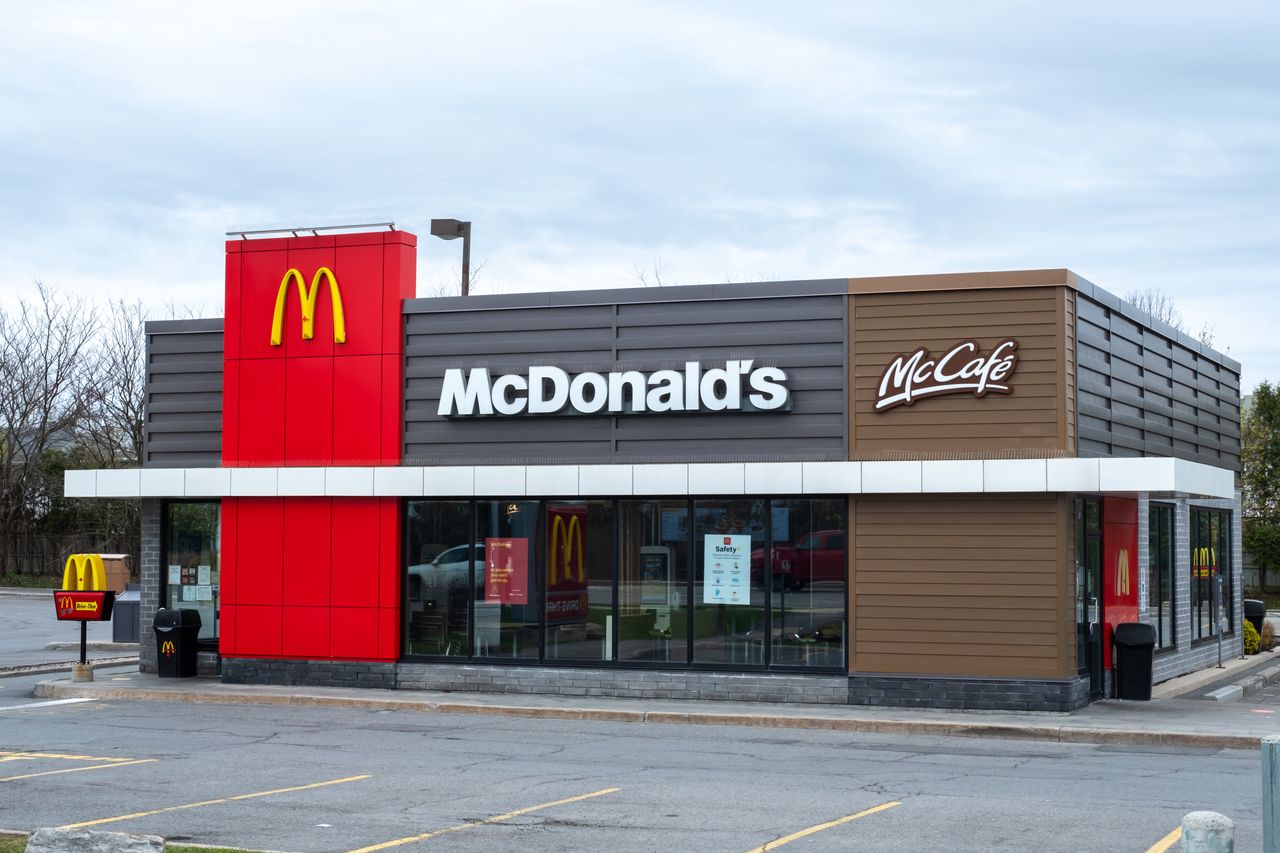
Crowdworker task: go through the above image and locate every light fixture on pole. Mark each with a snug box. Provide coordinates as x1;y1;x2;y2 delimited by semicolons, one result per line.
430;218;472;296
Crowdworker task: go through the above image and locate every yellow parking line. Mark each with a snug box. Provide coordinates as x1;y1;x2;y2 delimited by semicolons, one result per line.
59;774;371;830
1146;826;1181;853
743;801;902;853
347;787;621;853
0;758;157;783
0;751;140;763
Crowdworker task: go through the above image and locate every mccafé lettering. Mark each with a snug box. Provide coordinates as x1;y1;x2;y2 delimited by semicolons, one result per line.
438;360;790;417
875;339;1019;412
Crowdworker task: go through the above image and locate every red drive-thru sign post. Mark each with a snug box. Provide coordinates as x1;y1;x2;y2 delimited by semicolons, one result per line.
53;554;116;672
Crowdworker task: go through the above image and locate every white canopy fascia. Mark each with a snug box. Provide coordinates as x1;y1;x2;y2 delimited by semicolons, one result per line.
64;457;1235;501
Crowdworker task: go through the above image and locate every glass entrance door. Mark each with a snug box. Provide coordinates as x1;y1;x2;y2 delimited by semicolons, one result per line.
1076;498;1104;697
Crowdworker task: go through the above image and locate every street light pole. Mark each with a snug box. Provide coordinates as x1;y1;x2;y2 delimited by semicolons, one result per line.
430;219;472;296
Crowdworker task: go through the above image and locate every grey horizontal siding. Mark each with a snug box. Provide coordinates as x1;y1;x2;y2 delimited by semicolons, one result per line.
403;283;849;466
1075;295;1239;470
143;319;223;468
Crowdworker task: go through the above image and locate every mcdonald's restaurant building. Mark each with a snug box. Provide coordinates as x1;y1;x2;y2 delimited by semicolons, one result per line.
64;228;1243;711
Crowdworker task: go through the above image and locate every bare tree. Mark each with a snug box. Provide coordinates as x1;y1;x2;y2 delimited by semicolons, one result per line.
75;298;146;465
633;258;671;288
1125;287;1216;348
0;284;97;573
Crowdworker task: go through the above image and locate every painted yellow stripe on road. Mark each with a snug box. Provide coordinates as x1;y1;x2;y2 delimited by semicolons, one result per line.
0;751;140;763
743;800;902;853
1146;826;1182;853
347;787;621;853
0;758;157;783
59;774;371;829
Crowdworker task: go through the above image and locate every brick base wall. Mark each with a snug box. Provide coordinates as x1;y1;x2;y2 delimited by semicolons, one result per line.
848;674;1091;711
221;658;397;689
218;659;1086;710
397;664;850;704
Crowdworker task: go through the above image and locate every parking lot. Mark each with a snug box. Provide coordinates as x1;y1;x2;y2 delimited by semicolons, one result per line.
0;672;1265;853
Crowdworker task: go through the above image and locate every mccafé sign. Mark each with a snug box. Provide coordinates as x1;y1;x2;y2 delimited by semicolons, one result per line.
438;360;790;417
875;339;1019;412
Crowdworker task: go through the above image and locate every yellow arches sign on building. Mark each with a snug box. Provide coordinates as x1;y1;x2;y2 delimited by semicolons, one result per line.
270;267;346;346
549;513;585;586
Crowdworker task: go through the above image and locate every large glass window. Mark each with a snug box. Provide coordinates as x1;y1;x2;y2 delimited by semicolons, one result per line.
618;500;690;664
405;501;472;656
544;501;614;662
692;499;768;666
1190;508;1233;641
1148;504;1175;650
162;501;220;642
476;500;540;659
404;497;847;672
769;499;846;668
1076;498;1101;676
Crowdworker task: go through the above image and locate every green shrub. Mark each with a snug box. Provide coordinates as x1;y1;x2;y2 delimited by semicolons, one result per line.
1244;619;1261;655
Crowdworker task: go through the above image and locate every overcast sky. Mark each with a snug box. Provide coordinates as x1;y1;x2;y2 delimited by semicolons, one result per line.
2;2;1276;389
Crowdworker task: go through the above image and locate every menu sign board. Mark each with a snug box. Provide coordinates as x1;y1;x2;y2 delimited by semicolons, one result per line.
703;534;750;605
485;538;529;604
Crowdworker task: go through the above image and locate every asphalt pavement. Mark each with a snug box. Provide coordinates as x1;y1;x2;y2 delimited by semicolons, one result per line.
0;589;139;674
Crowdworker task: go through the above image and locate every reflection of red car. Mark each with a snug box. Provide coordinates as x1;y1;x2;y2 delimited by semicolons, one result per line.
751;530;847;590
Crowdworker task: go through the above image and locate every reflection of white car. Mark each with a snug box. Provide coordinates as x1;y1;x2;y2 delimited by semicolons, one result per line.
408;543;481;603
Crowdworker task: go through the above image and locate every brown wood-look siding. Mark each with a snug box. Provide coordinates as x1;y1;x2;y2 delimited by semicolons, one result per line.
850;495;1075;679
849;287;1071;459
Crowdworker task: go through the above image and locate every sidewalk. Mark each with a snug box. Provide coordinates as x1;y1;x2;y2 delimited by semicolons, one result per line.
33;655;1280;751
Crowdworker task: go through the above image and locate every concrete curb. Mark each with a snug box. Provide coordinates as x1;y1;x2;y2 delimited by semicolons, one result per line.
44;642;140;652
0;657;139;679
31;680;1265;750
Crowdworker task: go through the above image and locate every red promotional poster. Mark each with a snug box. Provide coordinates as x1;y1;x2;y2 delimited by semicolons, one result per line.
546;505;589;623
485;538;528;604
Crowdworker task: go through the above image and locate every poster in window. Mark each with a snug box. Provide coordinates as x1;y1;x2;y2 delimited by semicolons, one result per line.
703;534;751;605
485;538;528;604
639;546;671;606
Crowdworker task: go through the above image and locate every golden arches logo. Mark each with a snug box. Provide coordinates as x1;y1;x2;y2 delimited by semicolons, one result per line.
1193;547;1217;578
161;641;175;656
62;554;105;592
549;514;585;586
270;267;346;346
1116;549;1130;597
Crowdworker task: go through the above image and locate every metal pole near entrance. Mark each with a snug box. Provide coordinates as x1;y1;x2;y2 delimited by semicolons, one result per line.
1265;736;1280;853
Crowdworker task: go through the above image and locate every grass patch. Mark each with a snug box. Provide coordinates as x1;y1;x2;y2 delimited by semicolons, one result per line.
0;833;25;853
0;573;60;589
1244;591;1280;610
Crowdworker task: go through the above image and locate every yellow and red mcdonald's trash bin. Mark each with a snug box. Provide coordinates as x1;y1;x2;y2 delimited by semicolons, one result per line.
153;608;201;678
1112;622;1156;701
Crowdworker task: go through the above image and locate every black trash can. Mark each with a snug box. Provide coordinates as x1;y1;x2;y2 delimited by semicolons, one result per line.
1244;599;1266;636
153;608;202;678
1113;622;1157;701
112;584;141;644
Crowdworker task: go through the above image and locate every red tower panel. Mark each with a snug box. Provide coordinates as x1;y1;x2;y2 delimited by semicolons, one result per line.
330;498;380;608
282;499;332;607
220;230;415;665
236;359;286;466
234;498;284;606
284;356;335;466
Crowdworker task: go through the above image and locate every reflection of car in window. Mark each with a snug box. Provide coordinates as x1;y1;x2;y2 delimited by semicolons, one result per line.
407;543;482;603
750;530;846;590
